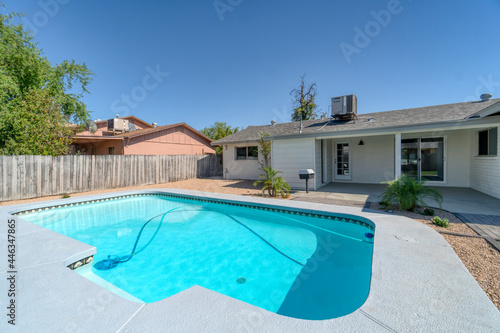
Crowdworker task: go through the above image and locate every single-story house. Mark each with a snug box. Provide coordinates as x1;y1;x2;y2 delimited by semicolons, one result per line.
212;96;500;199
70;116;215;155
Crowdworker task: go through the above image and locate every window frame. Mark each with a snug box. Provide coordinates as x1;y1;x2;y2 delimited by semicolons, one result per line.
477;127;498;157
235;146;259;161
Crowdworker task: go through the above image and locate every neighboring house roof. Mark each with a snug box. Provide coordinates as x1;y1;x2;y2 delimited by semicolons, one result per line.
72;136;123;143
114;122;213;143
212;98;500;145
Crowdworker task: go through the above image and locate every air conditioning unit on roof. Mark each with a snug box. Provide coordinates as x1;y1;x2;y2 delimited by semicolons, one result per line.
331;94;357;120
107;118;129;131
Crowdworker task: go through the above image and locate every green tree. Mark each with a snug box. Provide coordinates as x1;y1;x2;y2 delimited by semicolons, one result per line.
0;9;94;156
290;74;318;121
258;132;271;170
200;121;239;154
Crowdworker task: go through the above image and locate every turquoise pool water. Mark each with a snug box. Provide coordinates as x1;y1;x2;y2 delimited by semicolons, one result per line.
18;194;374;320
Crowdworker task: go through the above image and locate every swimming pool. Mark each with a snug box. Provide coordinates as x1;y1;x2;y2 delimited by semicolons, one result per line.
17;193;374;320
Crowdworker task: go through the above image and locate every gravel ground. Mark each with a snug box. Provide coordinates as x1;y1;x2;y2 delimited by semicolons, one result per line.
370;202;500;311
2;178;498;311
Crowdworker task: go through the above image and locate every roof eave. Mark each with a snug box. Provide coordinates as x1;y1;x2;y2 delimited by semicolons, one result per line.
267;116;500;141
467;100;500;118
211;139;259;146
119;123;212;142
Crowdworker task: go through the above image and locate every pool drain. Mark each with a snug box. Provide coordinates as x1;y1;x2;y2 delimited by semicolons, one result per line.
236;277;246;284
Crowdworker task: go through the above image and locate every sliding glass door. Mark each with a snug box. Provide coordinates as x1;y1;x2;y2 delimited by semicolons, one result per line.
401;137;444;182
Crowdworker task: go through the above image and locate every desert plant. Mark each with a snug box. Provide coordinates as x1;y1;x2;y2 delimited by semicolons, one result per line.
253;167;291;198
423;208;435;216
379;175;443;212
432;216;449;228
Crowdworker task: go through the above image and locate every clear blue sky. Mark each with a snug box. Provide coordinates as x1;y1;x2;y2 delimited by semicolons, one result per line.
3;0;500;130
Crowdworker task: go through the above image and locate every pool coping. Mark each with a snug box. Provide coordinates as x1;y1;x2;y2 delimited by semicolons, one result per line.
1;189;499;332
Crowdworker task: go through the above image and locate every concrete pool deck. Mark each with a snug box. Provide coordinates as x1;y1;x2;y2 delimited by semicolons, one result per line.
1;189;499;332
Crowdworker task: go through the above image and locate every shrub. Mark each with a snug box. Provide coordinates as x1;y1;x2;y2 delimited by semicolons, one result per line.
61;193;70;199
379;200;390;209
379;175;443;212
253;167;291;198
432;216;449;228
423;208;435;216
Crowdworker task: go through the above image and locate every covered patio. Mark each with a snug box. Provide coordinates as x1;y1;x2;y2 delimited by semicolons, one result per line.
292;182;500;216
291;182;500;249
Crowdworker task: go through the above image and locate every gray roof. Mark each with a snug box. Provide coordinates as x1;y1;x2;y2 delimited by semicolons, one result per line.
212;98;500;145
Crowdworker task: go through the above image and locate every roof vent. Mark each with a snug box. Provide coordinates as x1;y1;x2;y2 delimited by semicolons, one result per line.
116;114;119;118
152;122;158;127
271;120;276;126
480;93;492;102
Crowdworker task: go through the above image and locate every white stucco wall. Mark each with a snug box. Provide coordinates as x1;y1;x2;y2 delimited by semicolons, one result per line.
222;143;262;180
315;140;322;189
470;125;500;199
347;135;395;184
314;139;333;189
272;138;316;190
441;129;471;187
326;140;333;183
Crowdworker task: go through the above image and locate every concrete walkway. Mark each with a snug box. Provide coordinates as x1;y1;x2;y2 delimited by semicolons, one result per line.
292;183;500;242
454;213;500;252
454;214;500;240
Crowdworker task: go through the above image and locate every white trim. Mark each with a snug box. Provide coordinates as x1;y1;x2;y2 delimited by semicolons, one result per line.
322;139;328;183
311;137;317;190
475;126;498;157
474;156;498;160
467;100;500;118
395;132;401;179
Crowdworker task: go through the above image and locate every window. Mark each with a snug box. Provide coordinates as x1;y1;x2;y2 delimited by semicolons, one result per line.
91;148;97;155
478;128;498;156
235;146;258;160
108;147;115;155
248;146;258;160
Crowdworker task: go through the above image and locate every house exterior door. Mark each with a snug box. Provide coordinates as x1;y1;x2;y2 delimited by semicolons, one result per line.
334;142;351;180
401;137;445;182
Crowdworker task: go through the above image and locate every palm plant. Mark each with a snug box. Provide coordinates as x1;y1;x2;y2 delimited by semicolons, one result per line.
253;167;291;198
380;175;443;211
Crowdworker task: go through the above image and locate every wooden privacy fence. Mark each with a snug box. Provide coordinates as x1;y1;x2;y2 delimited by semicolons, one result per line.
0;154;222;201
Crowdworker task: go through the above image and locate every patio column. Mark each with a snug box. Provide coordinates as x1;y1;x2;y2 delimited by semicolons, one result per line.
395;132;401;179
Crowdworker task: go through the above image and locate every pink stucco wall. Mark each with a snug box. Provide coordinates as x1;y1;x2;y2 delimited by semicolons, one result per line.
71;140;124;155
72;118;213;155
124;127;214;155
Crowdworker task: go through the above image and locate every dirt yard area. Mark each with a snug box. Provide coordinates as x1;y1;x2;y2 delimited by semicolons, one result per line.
2;177;498;310
0;177;263;206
